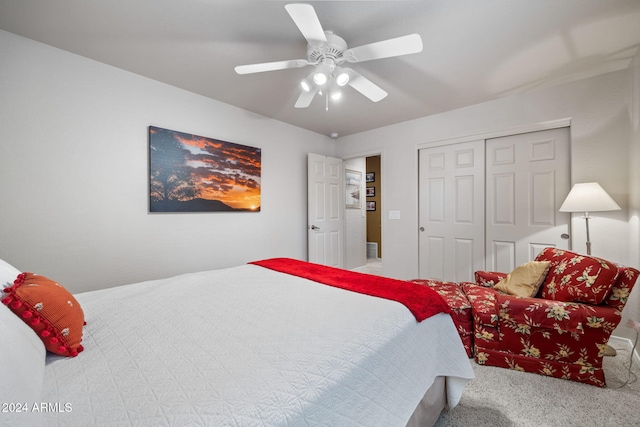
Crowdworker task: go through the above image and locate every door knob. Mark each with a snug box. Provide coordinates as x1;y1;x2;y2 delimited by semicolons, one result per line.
419;227;425;232
561;233;570;239
310;225;320;230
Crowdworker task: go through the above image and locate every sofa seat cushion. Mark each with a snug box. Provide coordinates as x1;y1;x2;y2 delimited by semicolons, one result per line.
496;293;620;335
411;279;473;357
536;248;618;305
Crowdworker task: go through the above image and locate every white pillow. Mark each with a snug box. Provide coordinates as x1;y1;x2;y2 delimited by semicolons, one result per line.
0;258;21;290
0;300;46;426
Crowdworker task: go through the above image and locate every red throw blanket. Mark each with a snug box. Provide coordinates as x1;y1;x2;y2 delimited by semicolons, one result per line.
249;258;451;322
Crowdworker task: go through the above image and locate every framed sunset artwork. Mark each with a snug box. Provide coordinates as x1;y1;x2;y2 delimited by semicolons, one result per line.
148;126;261;212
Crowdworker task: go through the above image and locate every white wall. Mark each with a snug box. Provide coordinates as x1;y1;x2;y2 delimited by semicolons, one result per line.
626;48;640;341
0;30;335;293
337;69;638;340
344;157;367;270
3;28;638;341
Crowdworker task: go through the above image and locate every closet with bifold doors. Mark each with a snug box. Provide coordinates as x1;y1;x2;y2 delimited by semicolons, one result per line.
418;127;571;282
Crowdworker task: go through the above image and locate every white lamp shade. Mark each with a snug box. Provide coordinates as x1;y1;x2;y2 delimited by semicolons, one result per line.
559;182;621;213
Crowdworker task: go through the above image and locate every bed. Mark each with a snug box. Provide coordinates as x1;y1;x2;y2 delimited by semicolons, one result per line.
0;257;474;427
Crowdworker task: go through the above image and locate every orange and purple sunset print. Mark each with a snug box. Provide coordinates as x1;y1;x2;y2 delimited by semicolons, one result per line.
149;126;261;212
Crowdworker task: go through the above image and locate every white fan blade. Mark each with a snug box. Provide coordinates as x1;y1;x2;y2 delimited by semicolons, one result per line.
235;59;309;75
344;34;423;63
344;68;388;102
285;3;327;44
294;86;319;108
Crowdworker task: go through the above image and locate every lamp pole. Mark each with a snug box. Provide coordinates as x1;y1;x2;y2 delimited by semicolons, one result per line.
584;211;591;255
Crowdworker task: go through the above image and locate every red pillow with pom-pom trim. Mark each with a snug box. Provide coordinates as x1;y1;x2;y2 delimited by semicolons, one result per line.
2;273;85;357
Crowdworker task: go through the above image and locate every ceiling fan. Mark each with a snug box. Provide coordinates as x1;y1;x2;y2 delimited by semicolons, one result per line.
234;3;423;108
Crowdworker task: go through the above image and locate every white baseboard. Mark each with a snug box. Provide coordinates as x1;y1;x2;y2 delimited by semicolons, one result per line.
609;335;640;367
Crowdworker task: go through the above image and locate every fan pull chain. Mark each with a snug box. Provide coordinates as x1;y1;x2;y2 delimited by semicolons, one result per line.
325;92;329;111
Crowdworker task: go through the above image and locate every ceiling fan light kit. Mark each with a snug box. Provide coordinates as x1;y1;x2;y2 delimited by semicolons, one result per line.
313;73;327;85
335;67;350;87
300;77;312;92
312;62;330;85
235;3;423;109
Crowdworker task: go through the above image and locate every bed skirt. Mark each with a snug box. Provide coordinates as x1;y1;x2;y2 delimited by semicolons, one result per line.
406;376;446;427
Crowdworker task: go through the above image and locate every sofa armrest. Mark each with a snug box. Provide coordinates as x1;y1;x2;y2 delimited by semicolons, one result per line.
474;271;507;287
496;294;620;334
462;283;499;327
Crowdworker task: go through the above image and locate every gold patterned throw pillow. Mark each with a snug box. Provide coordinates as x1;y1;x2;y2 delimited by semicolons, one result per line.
493;261;551;298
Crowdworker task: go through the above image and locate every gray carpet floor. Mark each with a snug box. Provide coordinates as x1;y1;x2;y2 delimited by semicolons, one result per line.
434;345;640;427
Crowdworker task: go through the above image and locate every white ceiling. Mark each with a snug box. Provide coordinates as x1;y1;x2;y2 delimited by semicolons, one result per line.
1;0;639;138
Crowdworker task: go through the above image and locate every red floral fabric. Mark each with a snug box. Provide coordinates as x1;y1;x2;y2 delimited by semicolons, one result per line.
465;251;639;387
462;283;501;352
604;265;639;311
474;271;507;287
536;247;619;305
411;279;473;357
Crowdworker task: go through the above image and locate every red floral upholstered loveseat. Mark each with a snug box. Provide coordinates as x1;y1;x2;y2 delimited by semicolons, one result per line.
461;247;639;387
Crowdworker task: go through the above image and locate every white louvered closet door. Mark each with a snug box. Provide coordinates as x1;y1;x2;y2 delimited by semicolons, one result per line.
485;127;571;272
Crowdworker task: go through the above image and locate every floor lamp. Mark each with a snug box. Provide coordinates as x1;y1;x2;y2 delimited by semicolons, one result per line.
559;182;621;256
559;182;621;357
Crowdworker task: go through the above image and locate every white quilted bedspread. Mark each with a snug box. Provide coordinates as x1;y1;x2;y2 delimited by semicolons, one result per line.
42;264;473;426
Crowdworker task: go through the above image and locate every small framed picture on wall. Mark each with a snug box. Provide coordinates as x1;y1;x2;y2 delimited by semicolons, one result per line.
365;172;375;183
366;201;376;211
366;187;375;197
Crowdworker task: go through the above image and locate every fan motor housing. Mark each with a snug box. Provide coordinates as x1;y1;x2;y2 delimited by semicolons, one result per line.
307;31;347;65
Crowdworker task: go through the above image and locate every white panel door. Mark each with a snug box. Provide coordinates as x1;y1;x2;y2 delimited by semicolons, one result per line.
418;140;485;281
307;153;344;267
486;127;571;271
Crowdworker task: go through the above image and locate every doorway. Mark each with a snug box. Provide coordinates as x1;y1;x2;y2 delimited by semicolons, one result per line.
366;155;382;264
342;154;382;274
